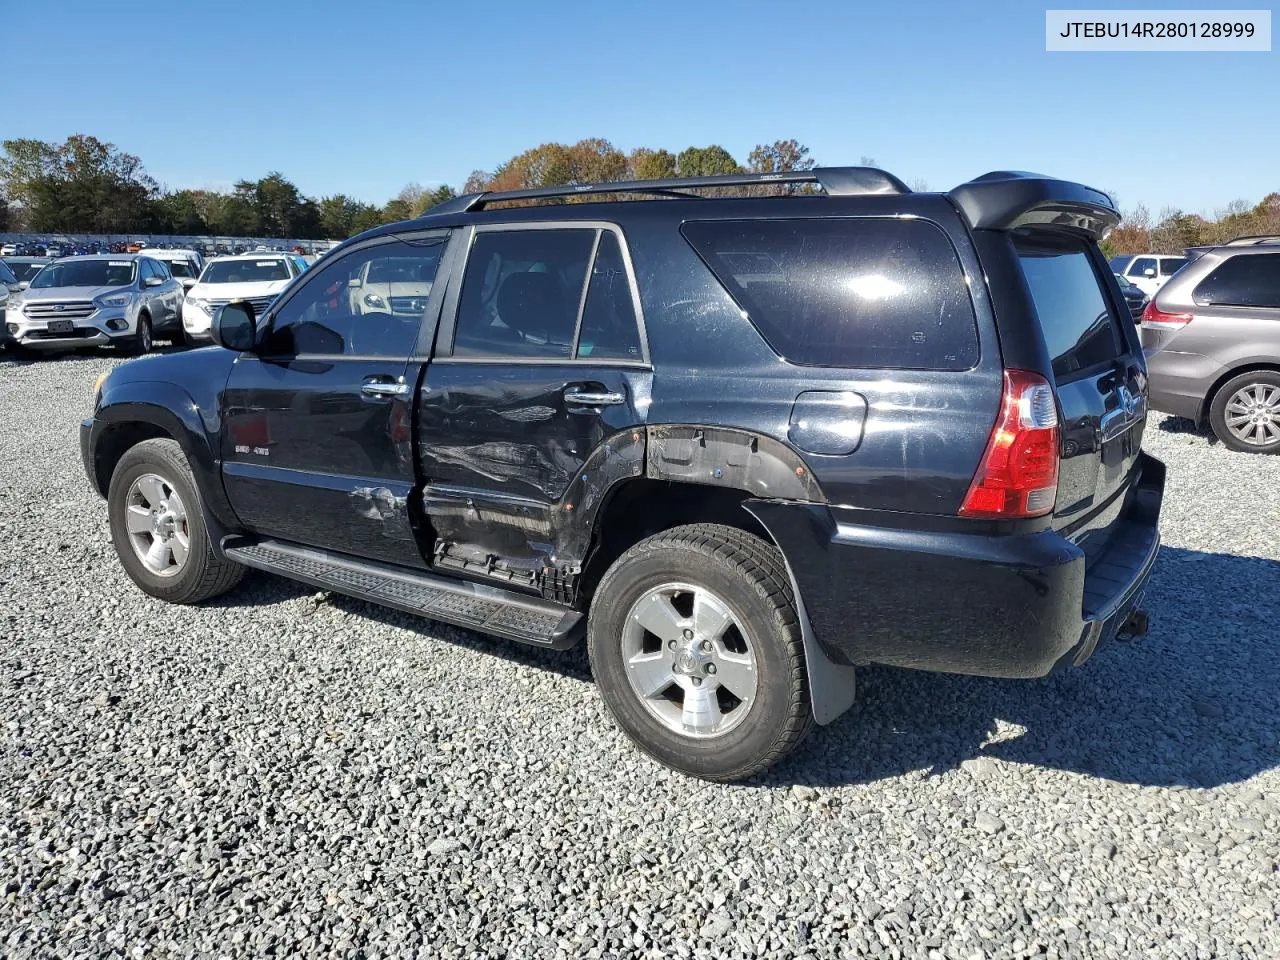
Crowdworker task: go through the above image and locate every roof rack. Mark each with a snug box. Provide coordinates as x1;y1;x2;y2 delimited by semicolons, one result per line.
1223;234;1280;246
427;166;911;215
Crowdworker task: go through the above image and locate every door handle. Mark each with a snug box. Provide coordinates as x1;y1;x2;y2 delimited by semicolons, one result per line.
361;378;409;398
564;387;625;406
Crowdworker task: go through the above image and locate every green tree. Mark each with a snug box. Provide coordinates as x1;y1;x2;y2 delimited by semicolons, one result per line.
422;184;456;212
746;139;814;174
381;197;414;224
155;190;209;235
627;148;677;181
0;134;157;232
318;194;363;238
676;145;740;177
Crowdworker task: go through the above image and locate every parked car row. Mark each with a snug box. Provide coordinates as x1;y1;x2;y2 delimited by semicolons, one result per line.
1;251;309;355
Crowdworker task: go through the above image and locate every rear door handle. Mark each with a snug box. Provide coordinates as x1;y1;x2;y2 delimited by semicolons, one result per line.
564;387;625;406
361;377;409;398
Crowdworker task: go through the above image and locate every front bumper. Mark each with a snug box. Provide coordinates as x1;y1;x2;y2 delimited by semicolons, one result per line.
747;452;1165;679
9;308;132;351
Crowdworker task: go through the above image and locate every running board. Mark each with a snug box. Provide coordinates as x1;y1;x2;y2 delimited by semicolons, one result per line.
222;538;583;650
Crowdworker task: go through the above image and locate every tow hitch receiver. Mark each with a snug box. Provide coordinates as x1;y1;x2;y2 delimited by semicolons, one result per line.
1116;608;1149;642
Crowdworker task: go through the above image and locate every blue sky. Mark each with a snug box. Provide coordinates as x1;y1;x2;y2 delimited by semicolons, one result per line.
6;0;1276;215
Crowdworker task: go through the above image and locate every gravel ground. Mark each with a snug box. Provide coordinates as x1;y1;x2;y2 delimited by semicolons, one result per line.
1;350;1278;959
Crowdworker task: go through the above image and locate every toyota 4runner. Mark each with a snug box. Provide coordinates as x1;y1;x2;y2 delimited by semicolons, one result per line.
81;167;1164;780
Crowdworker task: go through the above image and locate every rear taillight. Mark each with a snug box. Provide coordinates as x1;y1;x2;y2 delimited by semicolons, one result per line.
960;370;1060;519
1141;302;1193;329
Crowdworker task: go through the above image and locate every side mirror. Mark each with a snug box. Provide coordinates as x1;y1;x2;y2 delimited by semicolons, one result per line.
144;276;164;287
347;277;362;288
210;301;259;352
1143;268;1156;278
17;281;28;291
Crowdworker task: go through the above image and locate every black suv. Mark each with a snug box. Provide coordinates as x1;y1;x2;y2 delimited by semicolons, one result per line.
81;167;1163;780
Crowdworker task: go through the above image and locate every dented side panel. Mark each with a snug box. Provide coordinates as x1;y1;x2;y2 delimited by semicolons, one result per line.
414;363;651;593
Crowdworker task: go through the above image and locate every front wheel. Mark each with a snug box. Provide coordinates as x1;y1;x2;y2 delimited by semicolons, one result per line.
1209;371;1280;454
107;438;245;603
121;314;152;355
588;523;813;781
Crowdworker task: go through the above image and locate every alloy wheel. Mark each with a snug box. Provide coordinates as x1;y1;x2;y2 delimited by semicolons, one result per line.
124;473;190;576
620;582;759;738
1224;384;1280;447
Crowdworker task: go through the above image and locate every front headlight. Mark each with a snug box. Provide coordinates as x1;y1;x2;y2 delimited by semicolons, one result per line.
364;293;387;309
188;298;212;313
96;293;131;308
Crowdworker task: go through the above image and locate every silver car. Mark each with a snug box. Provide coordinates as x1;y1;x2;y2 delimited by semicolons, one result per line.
5;254;184;354
1141;236;1280;453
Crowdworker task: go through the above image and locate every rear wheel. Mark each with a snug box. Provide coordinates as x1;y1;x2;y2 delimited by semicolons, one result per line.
1209;371;1280;454
588;523;813;781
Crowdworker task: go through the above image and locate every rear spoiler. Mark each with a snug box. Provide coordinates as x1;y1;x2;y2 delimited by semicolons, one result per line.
948;171;1120;241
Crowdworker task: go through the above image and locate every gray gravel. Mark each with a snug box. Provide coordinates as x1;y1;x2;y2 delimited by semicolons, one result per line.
2;351;1278;958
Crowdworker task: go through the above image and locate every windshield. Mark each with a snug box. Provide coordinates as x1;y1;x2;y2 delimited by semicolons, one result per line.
7;262;48;283
200;259;290;284
31;260;136;289
1114;273;1133;290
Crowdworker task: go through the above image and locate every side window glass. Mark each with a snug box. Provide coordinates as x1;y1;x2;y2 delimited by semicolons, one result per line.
577;231;642;361
139;260;155;282
1193;253;1280;308
453;229;595;359
262;238;446;357
1128;257;1156;277
1159;257;1186;276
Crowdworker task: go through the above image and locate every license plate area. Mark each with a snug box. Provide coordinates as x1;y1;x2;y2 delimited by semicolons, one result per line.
47;320;75;334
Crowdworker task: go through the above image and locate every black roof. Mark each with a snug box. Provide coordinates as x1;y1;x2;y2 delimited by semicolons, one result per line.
345;167;1119;249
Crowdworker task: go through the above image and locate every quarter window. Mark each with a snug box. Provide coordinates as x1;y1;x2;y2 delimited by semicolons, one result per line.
577;231;642;361
261;237;446;357
682;217;979;369
1193;253;1280;308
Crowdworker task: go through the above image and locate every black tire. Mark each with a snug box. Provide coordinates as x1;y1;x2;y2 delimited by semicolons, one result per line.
588;523;813;781
107;438;245;604
1208;370;1280;454
121;313;152;355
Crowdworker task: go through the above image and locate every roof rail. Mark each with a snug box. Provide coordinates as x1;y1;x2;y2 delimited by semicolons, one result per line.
1223;234;1280;246
426;166;910;215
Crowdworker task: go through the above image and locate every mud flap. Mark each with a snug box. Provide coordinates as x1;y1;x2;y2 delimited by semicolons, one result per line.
786;560;858;725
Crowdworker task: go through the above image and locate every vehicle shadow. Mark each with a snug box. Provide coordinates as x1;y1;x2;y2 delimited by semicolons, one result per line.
768;545;1279;790
1156;414;1219;443
222;545;1278;791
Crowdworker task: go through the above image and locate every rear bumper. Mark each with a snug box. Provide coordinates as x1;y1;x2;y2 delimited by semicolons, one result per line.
1141;332;1222;423
747;452;1164;679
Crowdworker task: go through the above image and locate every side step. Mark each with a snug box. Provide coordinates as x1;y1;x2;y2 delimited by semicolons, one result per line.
223;538;584;650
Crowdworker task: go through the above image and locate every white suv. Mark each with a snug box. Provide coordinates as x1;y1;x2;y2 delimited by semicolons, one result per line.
143;249;204;295
1108;253;1188;297
182;254;307;342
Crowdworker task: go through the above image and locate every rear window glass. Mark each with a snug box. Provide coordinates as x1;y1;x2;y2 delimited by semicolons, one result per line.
1016;240;1124;381
1193;253;1280;308
682;218;978;369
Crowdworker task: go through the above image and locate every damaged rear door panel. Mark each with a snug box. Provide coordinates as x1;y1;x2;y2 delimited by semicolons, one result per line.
415;221;654;598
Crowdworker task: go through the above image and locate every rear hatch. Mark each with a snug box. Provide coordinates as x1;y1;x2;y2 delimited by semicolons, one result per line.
1014;235;1146;554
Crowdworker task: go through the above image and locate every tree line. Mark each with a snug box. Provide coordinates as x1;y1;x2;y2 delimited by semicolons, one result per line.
3;134;1276;249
